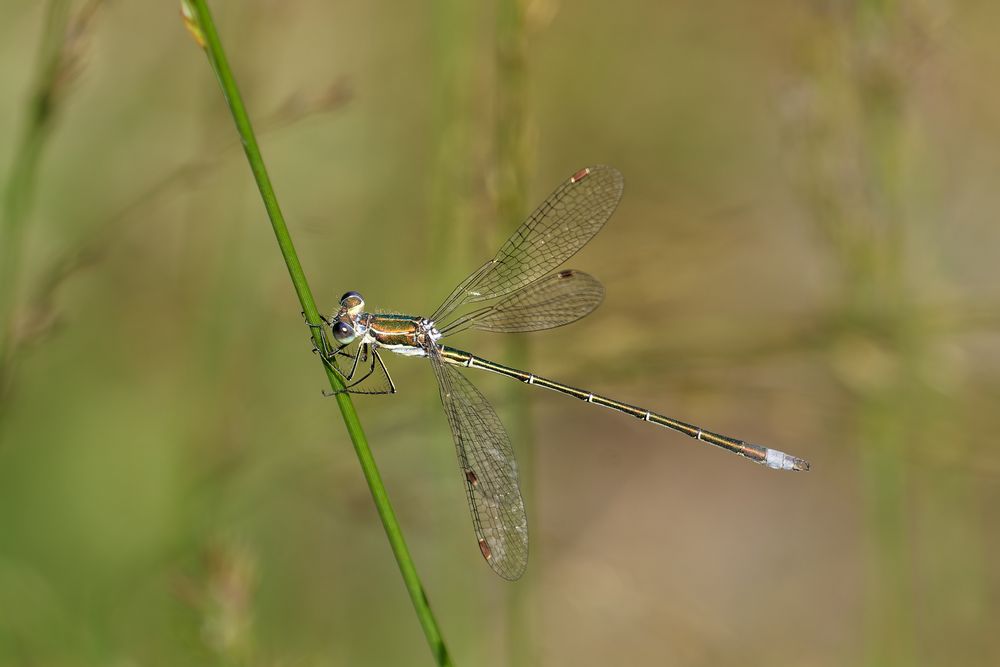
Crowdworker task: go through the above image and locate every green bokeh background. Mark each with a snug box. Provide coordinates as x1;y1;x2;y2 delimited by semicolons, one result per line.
1;1;998;665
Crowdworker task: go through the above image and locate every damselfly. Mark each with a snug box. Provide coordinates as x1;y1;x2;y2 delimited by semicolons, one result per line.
316;165;810;580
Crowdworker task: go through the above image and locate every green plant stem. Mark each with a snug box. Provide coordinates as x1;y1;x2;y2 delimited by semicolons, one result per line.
0;0;72;396
186;3;452;664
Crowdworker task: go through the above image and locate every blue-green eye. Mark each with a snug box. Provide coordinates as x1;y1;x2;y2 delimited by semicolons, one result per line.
332;321;356;344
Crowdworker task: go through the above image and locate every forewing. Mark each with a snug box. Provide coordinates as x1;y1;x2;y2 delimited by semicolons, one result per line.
438;269;604;336
430;350;528;580
431;165;623;322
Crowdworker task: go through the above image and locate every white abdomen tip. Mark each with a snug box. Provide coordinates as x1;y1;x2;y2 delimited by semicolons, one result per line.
765;448;811;472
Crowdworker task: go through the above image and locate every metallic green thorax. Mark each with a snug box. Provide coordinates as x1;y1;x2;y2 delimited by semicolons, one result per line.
366;314;423;348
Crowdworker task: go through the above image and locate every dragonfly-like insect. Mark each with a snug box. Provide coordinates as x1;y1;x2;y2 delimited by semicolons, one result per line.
315;165;810;580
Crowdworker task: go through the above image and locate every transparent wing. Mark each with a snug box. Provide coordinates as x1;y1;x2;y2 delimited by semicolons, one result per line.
430;165;623;322
438;269;604;337
429;349;528;580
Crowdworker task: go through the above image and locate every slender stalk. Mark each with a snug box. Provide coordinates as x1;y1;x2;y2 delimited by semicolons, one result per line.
0;0;72;398
849;5;917;664
427;0;477;314
184;3;452;664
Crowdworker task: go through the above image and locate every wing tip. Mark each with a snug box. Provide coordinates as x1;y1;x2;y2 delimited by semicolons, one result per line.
479;538;528;581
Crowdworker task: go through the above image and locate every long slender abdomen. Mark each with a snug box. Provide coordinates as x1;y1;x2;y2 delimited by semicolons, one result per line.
438;345;810;471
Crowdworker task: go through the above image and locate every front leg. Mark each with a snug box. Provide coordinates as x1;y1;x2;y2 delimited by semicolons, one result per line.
343;342;366;381
305;313;342;366
318;339;368;381
314;345;354;380
323;348;397;396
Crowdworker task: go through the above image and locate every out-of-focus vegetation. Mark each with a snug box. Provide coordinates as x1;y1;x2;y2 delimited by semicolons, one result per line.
1;1;998;666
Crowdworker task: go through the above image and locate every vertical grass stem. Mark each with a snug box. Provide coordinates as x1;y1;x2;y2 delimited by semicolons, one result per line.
0;0;72;397
185;3;452;663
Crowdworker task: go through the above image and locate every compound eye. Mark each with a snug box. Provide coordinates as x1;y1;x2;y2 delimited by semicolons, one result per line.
340;290;363;305
340;290;365;314
332;321;356;344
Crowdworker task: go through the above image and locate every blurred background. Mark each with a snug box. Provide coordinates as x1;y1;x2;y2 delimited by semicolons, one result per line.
1;0;998;665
